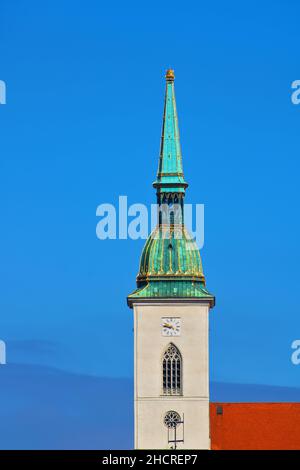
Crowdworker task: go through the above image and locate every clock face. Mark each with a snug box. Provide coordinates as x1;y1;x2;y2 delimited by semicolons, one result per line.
161;317;181;336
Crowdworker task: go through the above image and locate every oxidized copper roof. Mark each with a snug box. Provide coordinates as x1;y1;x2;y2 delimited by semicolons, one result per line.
127;70;214;306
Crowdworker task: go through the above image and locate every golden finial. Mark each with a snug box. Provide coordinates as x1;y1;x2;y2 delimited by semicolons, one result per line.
165;69;175;81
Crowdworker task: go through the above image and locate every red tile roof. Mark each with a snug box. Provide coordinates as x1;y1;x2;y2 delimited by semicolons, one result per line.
210;403;300;450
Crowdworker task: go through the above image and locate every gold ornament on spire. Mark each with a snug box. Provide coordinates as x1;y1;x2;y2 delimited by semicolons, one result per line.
165;69;175;81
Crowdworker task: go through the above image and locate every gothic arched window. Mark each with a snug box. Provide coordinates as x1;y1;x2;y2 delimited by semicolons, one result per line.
162;343;182;395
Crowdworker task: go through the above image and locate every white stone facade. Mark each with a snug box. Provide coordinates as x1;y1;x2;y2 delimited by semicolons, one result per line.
132;301;210;449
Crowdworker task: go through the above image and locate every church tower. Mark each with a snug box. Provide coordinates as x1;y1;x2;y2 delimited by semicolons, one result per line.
127;69;215;450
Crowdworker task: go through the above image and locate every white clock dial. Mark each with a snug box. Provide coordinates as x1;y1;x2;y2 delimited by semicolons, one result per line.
161;317;181;336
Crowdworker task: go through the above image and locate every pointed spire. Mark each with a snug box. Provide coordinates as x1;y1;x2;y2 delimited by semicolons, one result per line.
153;69;188;194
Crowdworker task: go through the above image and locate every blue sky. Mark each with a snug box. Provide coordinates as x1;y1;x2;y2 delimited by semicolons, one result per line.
1;0;300;401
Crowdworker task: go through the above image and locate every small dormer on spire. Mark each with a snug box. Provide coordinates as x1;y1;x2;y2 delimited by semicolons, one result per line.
153;69;188;194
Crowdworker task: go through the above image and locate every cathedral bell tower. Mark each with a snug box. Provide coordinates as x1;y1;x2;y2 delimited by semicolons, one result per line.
127;69;215;450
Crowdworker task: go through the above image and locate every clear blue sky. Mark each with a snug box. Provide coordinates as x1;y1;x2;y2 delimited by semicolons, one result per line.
1;0;300;393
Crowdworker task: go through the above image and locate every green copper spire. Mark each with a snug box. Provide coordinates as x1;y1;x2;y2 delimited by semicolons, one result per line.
127;70;214;307
153;69;188;194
